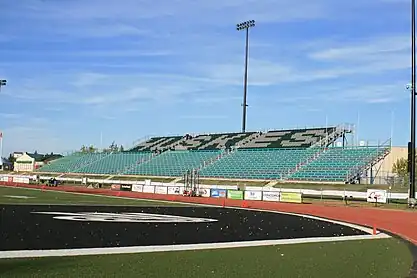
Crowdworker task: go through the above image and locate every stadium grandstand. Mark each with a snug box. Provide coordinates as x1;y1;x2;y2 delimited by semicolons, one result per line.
36;124;391;184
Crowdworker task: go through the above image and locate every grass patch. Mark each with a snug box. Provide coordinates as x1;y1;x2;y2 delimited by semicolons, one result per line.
273;183;408;193
0;186;185;206
197;179;269;186
35;174;175;183
59;174;110;179
0;238;412;278
110;176;175;183
197;179;408;193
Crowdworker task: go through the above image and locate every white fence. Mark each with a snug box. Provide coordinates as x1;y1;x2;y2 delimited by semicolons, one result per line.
40;175;415;201
1;174;414;201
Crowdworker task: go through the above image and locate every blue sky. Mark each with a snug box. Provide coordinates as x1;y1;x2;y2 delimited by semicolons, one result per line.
0;0;412;155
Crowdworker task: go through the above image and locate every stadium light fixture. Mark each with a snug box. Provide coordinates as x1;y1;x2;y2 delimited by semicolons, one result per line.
0;79;6;91
236;20;255;133
410;0;416;202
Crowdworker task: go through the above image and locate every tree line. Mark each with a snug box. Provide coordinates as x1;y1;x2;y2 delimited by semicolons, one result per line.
392;157;414;186
79;141;124;153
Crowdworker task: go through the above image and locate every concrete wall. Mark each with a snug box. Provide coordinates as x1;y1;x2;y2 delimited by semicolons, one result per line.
367;146;407;184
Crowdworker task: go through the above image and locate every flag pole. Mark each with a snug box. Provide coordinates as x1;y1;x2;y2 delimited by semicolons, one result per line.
0;132;3;161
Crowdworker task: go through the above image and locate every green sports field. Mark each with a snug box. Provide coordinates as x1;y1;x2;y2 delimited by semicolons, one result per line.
0;186;182;206
0;186;414;278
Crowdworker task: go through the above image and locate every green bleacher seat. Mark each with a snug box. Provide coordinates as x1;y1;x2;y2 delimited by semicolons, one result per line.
125;150;221;176
74;152;153;174
37;153;106;173
288;146;388;182
199;148;319;180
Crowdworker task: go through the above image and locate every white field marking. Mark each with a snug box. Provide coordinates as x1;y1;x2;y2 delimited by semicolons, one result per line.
31;211;218;223
0;234;389;259
3;195;34;199
0;185;388;235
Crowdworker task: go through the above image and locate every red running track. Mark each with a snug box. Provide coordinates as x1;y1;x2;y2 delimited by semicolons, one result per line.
2;182;417;245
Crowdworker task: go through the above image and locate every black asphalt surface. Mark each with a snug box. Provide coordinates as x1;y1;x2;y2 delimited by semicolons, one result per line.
0;205;367;251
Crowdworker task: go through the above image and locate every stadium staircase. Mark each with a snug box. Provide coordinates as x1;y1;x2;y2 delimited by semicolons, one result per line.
126;136;151;151
311;124;353;148
117;152;158;175
199;150;227;169
38;153;107;174
286;143;391;183
345;141;391;183
280;147;325;181
271;126;350;181
129;136;186;152
124;150;222;177
237;132;262;148
198;148;318;180
72;152;114;173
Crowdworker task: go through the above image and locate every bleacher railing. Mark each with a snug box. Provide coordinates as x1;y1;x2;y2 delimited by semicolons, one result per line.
345;139;391;183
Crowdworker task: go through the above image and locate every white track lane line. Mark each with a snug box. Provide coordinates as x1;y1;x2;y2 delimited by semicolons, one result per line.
0;234;389;259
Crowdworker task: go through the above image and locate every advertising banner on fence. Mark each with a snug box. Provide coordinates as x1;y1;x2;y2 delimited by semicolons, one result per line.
199;188;211;197
120;184;132;191
143;185;155;193
155;186;168;195
262;191;280;202
227;190;244;200
9;176;30;184
366;189;387;204
210;189;227;198
280;192;302;203
244;191;262;201
167;186;183;195
110;184;121;191
132;184;143;193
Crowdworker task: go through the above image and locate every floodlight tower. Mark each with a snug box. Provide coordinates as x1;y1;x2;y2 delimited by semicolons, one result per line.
410;0;416;202
0;79;6;92
0;79;6;160
236;20;255;133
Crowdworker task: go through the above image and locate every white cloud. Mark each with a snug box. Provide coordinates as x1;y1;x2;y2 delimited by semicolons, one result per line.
308;35;409;62
0;113;23;119
3;72;228;109
179;114;228;120
71;73;108;87
4;0;332;42
72;50;172;58
1;126;61;156
19;0;328;23
51;23;148;39
316;83;408;103
0;0;412;153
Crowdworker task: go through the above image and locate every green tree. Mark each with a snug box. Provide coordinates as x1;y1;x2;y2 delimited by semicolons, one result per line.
119;145;124;152
88;145;97;153
392;157;408;177
110;141;119;152
79;145;97;153
80;145;87;153
392;157;415;187
7;154;15;164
